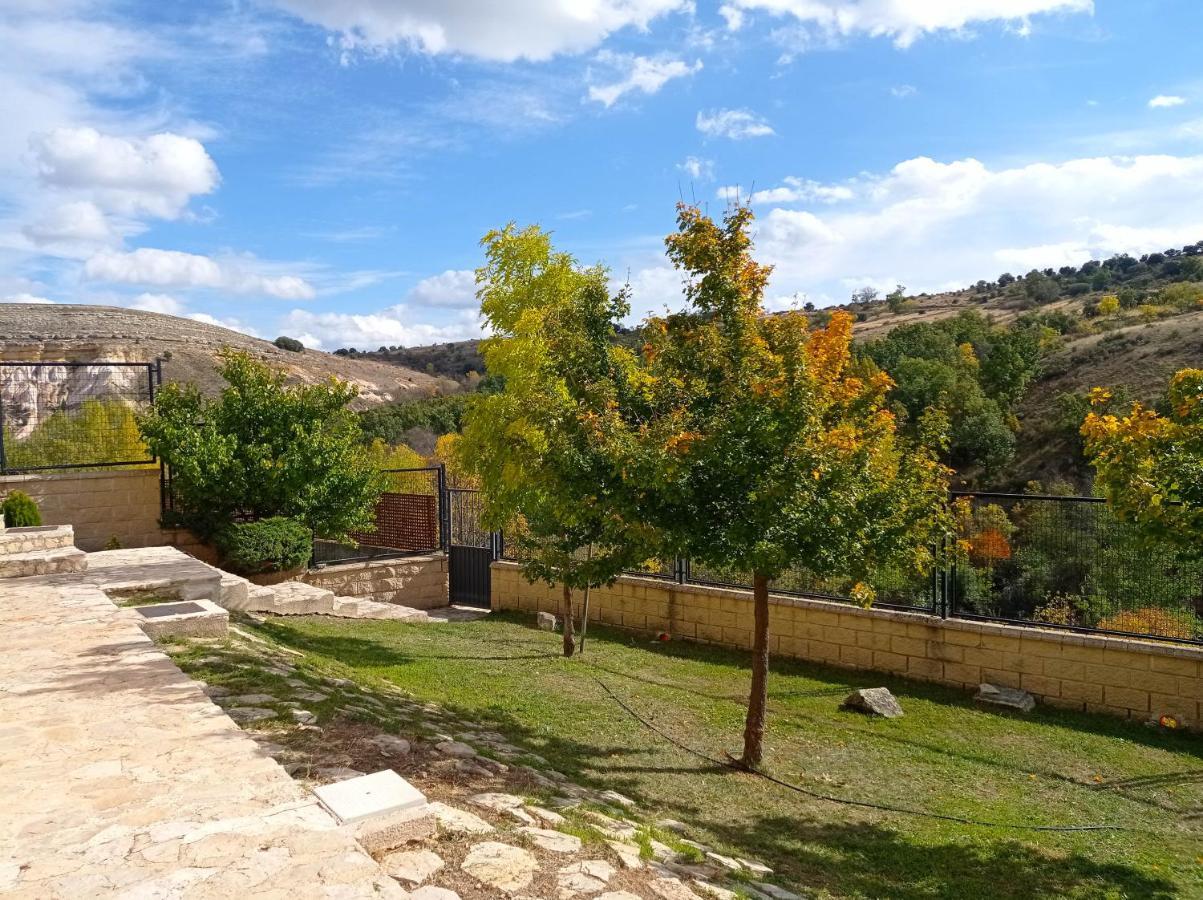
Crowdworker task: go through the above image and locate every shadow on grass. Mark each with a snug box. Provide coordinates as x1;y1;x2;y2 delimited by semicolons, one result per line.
698;814;1178;900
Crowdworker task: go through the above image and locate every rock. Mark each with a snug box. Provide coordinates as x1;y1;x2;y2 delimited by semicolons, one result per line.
220;693;277;705
410;888;461;900
656;818;688;834
436;740;477;758
692;882;738;900
557;860;615;897
597;894;643;900
294;690;329;703
704;852;742;872
382;849;445;885
476;756;510;775
841;687;903;718
526;805;566;826
647;839;677;862
369;735;411;757
606;841;643;870
751;883;802;900
202;685;231;697
461;841;539;894
581;811;638;840
469;792;527;813
975;683;1036;713
225;707;276;723
289;709;317;725
427;801;495;836
314;766;365;781
598;790;636;809
737;859;773;876
537;611;558;631
649;877;703;900
520;826;582;853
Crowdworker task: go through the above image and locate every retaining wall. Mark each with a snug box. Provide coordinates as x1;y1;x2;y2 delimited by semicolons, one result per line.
303;554;448;609
0;468;204;554
491;561;1203;729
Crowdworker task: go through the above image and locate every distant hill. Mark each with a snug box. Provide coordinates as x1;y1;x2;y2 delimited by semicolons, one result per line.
346;241;1203;489
0;304;445;407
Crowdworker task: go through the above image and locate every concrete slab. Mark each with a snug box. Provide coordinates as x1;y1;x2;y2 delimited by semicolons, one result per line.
131;597;229;640
314;769;429;824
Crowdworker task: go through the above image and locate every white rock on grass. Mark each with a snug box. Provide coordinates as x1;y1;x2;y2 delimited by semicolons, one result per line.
606;841;643;870
840;687;904;719
557;860;615;897
704;852;742;872
436;740;477;758
692;882;738;900
226;707;275;723
526;805;566;826
751;883;803;900
427;801;495;836
410;888;461;900
975;683;1036;713
649;877;703;900
520;827;582;854
461;841;539;894
289;709;317;725
597;790;636;808
383;849;445;885
737;859;773;876
470;792;536;823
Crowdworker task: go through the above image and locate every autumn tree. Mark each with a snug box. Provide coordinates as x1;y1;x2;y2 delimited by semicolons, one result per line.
1082;370;1203;554
458;224;651;656
627;204;950;766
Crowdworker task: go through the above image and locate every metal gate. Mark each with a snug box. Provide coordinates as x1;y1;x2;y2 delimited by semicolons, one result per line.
447;488;498;608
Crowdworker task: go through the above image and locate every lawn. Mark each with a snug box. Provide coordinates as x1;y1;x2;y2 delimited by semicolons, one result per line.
254;611;1203;899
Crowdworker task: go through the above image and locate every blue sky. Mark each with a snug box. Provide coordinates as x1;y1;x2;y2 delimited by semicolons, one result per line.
2;1;1202;349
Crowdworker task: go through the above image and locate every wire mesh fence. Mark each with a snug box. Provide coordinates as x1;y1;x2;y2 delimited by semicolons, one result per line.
0;361;160;473
312;466;445;567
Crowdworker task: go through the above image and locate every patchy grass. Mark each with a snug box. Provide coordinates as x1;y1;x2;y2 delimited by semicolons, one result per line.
253;611;1202;899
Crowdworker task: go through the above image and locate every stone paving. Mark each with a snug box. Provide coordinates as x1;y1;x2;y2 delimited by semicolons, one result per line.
0;572;404;898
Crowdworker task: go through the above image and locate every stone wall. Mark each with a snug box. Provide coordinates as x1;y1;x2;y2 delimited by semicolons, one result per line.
302;554;448;609
492;561;1203;730
0;468;201;553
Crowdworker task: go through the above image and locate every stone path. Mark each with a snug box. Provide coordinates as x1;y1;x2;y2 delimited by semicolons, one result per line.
0;572;403;898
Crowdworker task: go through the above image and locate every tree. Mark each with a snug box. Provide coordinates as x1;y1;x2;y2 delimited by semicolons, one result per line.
851;286;879;305
1082;370;1203;555
1097;294;1120;317
458;224;650;656
627;205;950;766
139;349;384;541
886;284;907;313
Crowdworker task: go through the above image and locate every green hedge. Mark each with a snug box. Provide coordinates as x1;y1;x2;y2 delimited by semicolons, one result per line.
217;516;311;574
2;491;41;527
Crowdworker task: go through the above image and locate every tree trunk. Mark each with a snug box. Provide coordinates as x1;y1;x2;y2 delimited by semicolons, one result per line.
740;572;770;768
561;582;576;658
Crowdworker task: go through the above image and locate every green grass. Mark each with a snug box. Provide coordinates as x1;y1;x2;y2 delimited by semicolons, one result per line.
252;612;1202;899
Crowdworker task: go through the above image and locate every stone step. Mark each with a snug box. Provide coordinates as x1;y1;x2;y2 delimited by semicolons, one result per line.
0;525;76;558
254;581;337;615
0;546;88;579
217;571;252;610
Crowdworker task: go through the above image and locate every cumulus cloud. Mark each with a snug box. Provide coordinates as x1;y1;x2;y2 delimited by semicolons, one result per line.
721;0;1093;48
1149;95;1186;109
405;269;478;308
129;292;185;315
750;152;1203;304
719;176;855;205
270;0;689;63
84;248;316;299
678;156;715;180
31;127;219;219
696;108;774;140
22;200;119;248
2;292;54;304
587;51;702;107
279;306;485;349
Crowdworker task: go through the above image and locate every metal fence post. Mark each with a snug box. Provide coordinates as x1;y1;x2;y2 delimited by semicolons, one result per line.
436;463;449;552
0;384;7;475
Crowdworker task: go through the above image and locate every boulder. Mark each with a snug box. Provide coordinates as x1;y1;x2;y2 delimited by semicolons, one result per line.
461;841;539;894
841;687;904;719
975;683;1036;713
383;849;445;885
538;611;559;632
520;826;582;853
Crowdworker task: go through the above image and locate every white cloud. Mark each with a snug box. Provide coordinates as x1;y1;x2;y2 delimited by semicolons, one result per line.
279;306;485;349
405;269;478;308
271;0;689;63
890;84;917;98
722;0;1093;48
696;108;775;140
719;176;855;205
84;248;316;299
22;200;119;248
678;156;715;180
750;152;1203;304
188;311;262;338
587;51;702;107
1149;95;1186;109
30;127;219;219
2;292;54;304
129;292;184;315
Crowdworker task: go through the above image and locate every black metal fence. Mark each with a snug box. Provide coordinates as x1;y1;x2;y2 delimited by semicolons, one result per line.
0;361;161;474
312;466;447;567
494;491;1203;646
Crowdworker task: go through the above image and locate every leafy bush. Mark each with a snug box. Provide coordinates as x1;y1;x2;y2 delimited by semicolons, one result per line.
3;399;150;471
1097;608;1198;640
1;491;41;527
139;349;385;541
217;516;311;574
274;335;304;352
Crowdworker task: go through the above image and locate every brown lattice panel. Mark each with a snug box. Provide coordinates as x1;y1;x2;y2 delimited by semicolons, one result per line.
348;492;438;551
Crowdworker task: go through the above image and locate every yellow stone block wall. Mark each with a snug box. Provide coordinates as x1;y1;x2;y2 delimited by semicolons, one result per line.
302;555;449;609
491;561;1203;729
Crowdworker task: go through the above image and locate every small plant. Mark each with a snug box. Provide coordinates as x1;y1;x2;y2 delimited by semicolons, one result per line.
274;335;304;352
103;535;123;551
2;491;41;527
217;516;312;574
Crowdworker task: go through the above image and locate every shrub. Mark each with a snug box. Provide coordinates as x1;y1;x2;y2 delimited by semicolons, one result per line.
1098;608;1198;640
274;335;304;352
217;517;311;574
1;491;41;527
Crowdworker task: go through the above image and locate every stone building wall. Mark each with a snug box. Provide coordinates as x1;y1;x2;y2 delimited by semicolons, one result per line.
303;555;448;609
492;561;1203;729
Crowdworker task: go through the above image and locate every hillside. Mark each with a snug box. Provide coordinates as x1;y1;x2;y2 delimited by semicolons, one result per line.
0;304;444;407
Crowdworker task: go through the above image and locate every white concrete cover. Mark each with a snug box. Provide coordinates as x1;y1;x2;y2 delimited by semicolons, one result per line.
313;769;428;824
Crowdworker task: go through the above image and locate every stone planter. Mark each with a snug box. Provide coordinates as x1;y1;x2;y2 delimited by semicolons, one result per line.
245;565;307;586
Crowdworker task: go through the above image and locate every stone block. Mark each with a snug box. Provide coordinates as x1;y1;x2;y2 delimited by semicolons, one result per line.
348;804;436;854
314;770;428;825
